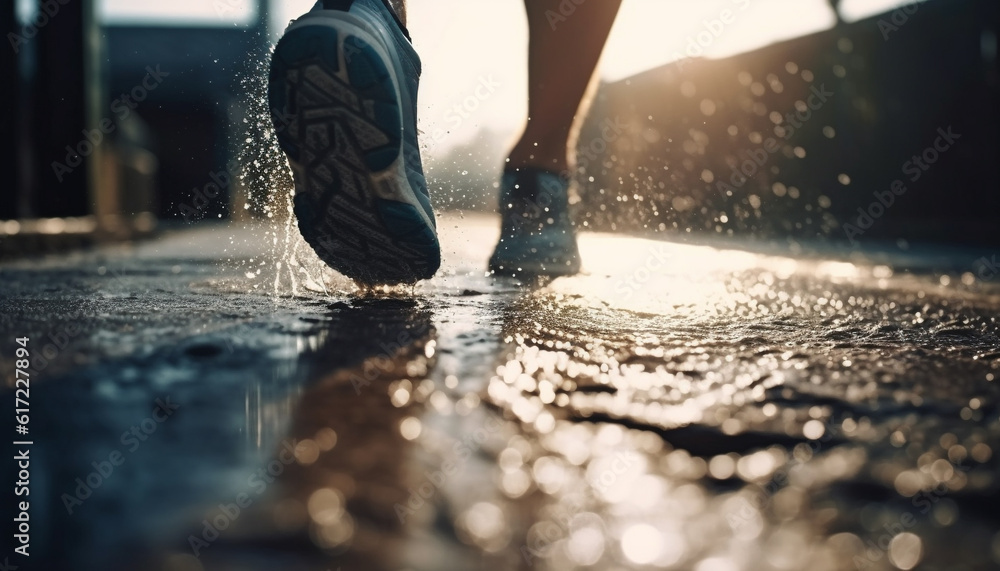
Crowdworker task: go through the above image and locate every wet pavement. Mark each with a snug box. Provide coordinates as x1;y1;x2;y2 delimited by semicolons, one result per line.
2;213;1000;571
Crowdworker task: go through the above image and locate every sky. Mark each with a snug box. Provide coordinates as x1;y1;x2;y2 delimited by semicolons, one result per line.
53;0;928;159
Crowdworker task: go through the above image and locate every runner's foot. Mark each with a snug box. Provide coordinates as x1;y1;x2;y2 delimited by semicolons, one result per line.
489;166;581;277
268;0;439;285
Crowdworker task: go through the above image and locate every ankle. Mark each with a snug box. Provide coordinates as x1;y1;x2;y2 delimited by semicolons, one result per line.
507;129;576;175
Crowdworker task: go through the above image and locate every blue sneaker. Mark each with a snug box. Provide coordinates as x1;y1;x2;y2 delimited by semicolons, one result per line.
268;0;439;286
489;166;581;277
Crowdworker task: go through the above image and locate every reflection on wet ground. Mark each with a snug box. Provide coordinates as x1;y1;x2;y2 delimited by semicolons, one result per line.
1;213;998;571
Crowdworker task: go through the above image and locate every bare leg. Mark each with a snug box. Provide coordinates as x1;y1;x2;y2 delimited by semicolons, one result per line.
507;0;623;174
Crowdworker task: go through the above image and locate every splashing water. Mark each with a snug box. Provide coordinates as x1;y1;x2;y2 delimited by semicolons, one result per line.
224;48;432;300
228;47;342;298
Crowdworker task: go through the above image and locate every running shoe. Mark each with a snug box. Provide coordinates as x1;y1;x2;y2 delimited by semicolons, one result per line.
489;166;581;277
268;0;439;285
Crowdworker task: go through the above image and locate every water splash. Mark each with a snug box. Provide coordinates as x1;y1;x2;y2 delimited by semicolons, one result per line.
230;47;342;299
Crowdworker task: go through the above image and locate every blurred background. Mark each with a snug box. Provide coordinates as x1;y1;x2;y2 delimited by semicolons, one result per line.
3;3;1000;570
1;0;996;257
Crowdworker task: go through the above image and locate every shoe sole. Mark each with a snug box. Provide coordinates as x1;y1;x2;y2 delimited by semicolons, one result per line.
268;16;439;286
